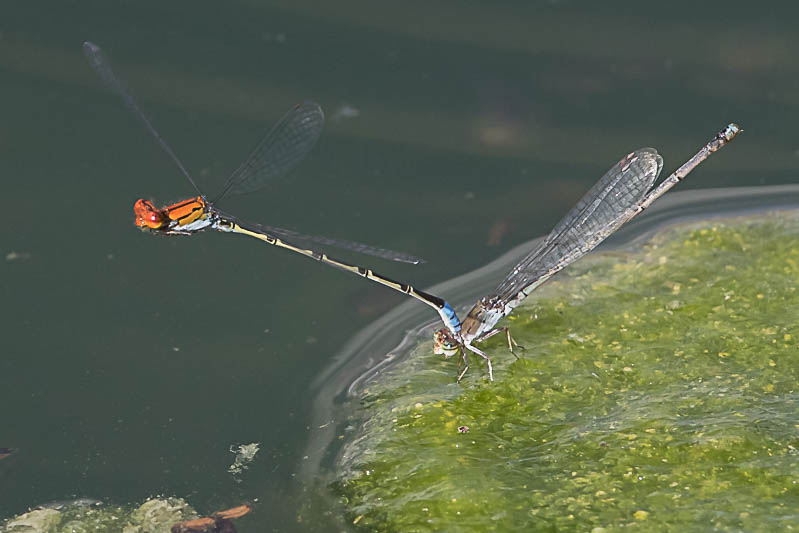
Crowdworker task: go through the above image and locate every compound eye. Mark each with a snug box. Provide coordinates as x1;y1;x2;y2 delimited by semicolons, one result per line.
433;329;460;357
133;199;167;229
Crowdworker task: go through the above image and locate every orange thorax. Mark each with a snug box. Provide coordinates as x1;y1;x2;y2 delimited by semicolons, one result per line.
134;196;208;230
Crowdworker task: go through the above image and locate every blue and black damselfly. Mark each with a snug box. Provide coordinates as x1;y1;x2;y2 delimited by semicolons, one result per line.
434;123;741;381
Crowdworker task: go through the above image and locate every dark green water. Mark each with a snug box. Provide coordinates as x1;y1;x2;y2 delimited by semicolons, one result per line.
1;1;798;530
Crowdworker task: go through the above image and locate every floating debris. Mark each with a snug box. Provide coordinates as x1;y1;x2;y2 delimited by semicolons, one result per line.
227;442;260;478
1;497;196;533
5;251;31;262
331;104;360;122
171;503;252;533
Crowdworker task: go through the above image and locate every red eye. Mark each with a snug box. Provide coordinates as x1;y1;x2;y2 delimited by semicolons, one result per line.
133;199;167;229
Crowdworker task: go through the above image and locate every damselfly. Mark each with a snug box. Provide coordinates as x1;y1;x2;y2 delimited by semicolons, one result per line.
83;42;461;326
433;123;742;381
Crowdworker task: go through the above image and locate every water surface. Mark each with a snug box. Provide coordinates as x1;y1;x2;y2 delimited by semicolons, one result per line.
2;2;798;530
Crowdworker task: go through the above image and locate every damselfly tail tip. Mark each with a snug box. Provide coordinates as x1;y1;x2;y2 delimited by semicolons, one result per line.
724;123;742;140
294;101;325;122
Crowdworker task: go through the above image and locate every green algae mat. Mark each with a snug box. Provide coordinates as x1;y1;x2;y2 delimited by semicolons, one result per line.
334;213;799;532
2;498;199;533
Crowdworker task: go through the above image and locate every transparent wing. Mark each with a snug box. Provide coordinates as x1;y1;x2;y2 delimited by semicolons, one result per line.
214;102;324;201
82;41;203;195
228;218;424;264
495;148;663;302
255;223;424;264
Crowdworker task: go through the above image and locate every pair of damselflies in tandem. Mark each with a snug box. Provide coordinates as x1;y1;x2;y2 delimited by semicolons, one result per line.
82;42;459;321
84;42;741;382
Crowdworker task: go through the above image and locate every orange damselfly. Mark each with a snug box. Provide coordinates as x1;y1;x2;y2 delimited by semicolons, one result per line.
83;42;462;328
83;42;423;263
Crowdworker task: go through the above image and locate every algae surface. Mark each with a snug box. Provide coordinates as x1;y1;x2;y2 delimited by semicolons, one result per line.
335;213;799;532
1;498;196;533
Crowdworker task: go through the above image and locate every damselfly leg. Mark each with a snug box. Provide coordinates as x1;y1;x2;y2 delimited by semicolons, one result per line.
458;343;494;383
476;327;524;356
436;123;742;382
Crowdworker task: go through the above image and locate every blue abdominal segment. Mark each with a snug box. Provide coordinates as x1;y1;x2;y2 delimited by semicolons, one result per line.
440;302;462;333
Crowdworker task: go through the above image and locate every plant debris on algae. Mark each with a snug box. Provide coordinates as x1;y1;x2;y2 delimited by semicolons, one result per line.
334;213;799;532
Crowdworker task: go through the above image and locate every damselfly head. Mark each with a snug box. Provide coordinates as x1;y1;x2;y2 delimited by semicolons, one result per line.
134;199;169;230
433;328;461;357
